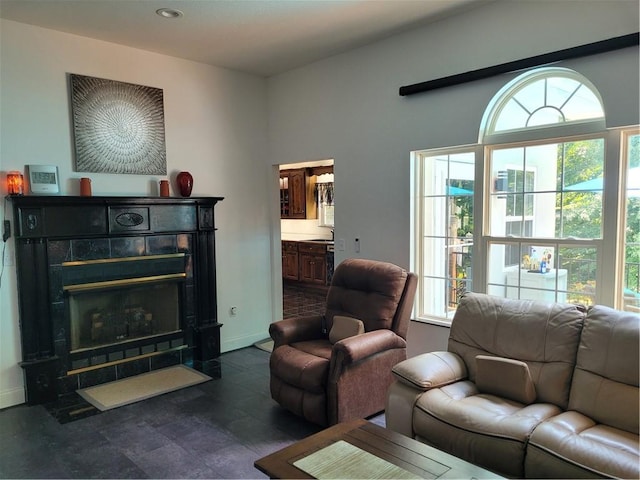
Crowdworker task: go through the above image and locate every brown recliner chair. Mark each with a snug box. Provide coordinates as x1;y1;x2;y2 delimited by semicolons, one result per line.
269;258;417;426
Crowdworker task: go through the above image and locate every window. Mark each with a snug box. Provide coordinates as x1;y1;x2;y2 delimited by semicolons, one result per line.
411;149;477;324
486;137;605;305
411;67;638;324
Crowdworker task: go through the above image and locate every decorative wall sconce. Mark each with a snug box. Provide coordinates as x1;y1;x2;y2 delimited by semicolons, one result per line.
7;171;24;195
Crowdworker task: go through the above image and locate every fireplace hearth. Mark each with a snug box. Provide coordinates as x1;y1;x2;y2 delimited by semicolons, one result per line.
9;195;223;405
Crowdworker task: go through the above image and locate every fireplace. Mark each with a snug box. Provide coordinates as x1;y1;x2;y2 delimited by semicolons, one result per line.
10;195;223;405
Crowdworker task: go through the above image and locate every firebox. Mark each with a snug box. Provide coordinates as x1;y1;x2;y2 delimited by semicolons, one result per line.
63;254;186;359
10;195;223;405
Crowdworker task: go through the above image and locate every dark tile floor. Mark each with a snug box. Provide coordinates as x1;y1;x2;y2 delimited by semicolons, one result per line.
282;282;327;319
1;349;384;478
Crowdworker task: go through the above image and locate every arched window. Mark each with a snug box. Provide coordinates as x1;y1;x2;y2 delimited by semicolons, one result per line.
411;67;638;324
480;68;605;143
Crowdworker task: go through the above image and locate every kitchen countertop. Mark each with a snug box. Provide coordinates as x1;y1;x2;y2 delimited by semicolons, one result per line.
282;237;334;245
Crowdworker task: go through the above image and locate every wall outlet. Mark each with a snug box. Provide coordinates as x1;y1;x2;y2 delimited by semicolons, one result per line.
336;238;346;251
230;306;238;316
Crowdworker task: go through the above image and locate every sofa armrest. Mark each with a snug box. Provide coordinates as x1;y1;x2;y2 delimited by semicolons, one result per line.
391;351;468;391
332;329;406;365
269;315;324;347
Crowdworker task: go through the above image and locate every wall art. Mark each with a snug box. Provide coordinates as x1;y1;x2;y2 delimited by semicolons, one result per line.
70;74;167;175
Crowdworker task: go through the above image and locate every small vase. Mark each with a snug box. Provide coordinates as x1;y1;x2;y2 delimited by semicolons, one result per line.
159;180;170;197
80;177;92;196
177;171;193;197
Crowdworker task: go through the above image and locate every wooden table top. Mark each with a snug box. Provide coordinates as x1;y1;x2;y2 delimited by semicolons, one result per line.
254;418;502;479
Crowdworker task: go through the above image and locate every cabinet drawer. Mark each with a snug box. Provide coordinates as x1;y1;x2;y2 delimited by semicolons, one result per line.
282;241;299;253
298;242;327;254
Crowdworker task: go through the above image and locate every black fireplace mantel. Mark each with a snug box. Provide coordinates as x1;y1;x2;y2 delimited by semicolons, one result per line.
8;194;223;405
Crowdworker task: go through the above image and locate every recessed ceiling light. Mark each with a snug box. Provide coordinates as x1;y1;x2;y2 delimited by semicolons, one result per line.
156;8;183;19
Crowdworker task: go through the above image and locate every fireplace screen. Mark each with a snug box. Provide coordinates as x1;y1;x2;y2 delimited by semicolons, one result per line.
68;281;181;352
62;253;187;353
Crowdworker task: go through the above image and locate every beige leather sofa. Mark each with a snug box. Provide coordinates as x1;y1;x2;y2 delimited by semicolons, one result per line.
386;292;639;479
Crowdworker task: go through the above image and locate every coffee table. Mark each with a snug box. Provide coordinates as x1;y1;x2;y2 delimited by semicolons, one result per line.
254;418;502;479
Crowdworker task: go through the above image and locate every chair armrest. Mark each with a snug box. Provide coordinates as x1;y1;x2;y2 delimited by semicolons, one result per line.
269;315;324;347
332;330;406;365
391;351;468;391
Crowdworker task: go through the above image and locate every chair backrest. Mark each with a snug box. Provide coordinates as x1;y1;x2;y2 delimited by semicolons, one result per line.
324;258;417;339
569;305;639;434
448;292;585;409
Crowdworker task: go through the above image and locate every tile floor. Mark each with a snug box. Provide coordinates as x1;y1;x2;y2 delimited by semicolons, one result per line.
0;347;385;479
282;282;327;319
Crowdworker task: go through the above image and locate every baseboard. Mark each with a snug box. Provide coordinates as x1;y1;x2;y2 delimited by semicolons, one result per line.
0;386;26;409
222;332;269;353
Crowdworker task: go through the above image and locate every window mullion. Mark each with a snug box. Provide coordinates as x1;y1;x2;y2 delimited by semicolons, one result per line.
474;145;487;294
600;129;623;306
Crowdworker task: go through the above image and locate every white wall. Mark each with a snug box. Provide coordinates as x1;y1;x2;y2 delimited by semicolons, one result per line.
0;20;274;408
267;0;640;354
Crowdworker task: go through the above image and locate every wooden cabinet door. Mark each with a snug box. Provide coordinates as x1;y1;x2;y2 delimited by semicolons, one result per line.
279;168;317;220
279;172;290;218
299;244;327;285
309;254;327;284
282;241;299;280
288;169;307;219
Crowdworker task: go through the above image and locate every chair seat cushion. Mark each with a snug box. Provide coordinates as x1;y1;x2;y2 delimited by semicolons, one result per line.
526;410;640;479
291;339;333;359
270;342;331;393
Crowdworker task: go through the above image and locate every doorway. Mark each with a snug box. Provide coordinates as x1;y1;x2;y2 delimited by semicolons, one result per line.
279;159;334;318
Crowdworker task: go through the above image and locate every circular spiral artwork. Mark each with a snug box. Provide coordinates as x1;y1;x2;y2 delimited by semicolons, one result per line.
71;74;167;175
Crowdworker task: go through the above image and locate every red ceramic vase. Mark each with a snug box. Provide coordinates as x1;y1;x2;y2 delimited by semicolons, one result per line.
177;171;193;197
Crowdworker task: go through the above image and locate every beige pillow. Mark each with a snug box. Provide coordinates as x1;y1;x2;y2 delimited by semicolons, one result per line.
475;355;537;404
329;315;365;343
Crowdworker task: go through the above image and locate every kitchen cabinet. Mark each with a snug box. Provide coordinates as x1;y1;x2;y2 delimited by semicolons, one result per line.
282;241;299;281
280;168;317;219
282;240;333;286
298;242;327;285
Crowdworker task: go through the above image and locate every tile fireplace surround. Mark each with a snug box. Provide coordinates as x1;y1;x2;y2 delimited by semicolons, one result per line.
8;195;223;405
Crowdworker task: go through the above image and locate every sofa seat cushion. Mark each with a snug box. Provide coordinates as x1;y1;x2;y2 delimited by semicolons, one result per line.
416;381;561;441
413;380;561;477
270;343;331;393
526;410;640;479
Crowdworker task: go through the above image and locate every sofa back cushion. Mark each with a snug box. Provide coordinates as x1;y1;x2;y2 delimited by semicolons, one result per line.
569;305;639;434
448;292;585;409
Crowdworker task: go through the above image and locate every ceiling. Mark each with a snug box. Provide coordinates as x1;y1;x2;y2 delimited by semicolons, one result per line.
0;0;483;77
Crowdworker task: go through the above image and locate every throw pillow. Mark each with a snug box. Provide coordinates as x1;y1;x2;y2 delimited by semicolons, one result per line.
329;315;365;343
475;355;537;404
